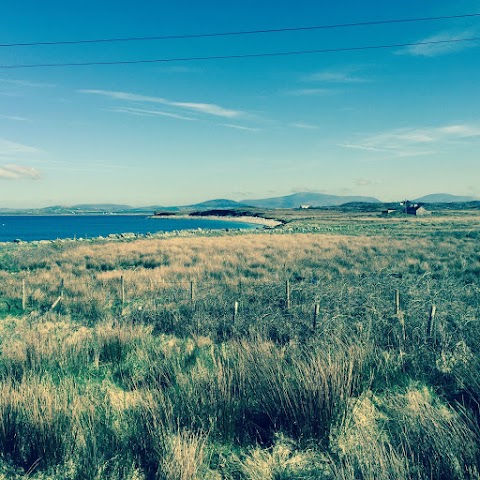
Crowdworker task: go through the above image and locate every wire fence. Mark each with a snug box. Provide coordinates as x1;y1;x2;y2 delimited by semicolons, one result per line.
1;273;479;339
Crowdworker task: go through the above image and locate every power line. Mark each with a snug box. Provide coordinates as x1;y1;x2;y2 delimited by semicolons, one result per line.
1;12;479;48
0;37;479;69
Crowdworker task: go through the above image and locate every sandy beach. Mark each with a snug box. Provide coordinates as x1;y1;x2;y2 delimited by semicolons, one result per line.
151;214;283;228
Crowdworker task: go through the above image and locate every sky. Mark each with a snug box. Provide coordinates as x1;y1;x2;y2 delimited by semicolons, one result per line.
0;0;479;207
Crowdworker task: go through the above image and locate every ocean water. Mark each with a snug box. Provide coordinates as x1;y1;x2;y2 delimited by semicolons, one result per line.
0;215;258;243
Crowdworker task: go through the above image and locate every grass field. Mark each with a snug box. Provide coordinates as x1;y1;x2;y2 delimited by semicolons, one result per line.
0;209;479;479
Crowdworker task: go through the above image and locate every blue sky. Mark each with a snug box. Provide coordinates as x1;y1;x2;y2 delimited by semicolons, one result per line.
0;0;479;207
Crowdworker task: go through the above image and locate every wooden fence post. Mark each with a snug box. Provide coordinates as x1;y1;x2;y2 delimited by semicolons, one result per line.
393;288;407;345
395;289;400;316
190;281;195;304
120;275;125;312
50;295;62;310
22;279;27;311
285;280;290;311
427;304;436;341
50;278;65;310
233;301;239;324
313;303;320;329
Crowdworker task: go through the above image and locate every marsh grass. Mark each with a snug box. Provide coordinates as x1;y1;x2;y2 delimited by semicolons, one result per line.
0;229;479;478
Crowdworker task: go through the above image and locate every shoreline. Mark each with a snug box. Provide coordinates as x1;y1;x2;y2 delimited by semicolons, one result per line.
151;214;284;228
0;216;284;246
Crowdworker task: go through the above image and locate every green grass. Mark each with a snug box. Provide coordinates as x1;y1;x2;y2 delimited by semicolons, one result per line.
0;213;479;479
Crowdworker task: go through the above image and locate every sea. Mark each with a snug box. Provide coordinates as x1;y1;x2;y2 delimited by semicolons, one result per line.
0;215;258;243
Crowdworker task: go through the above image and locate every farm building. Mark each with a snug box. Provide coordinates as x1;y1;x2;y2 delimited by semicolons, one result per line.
398;200;431;216
405;203;431;216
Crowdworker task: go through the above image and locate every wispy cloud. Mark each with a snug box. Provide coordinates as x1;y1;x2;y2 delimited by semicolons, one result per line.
342;144;385;153
400;30;479;56
221;124;260;132
0;164;40;180
0;114;31;122
438;124;480;137
172;100;241;118
106;106;196;121
306;69;369;83
0;78;56;88
290;122;319;130
341;123;480;158
80;89;244;119
0;138;40;158
0;139;44;181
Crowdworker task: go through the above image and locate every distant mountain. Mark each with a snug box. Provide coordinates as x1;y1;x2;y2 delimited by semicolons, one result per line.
413;193;478;203
57;204;178;214
44;204;160;214
0;204;165;215
5;192;477;215
243;192;381;208
185;199;251;210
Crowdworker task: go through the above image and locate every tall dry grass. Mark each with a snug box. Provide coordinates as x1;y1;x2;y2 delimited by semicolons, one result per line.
0;312;478;479
0;229;478;478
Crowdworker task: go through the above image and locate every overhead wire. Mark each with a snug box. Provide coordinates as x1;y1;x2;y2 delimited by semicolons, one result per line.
0;12;479;47
0;36;479;69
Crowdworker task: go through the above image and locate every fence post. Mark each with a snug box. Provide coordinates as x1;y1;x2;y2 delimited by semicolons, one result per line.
51;295;62;310
190;281;195;304
22;279;27;311
427;304;436;341
395;289;400;316
120;275;125;312
233;301;239;324
313;303;320;329
285;280;290;311
50;278;65;310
